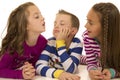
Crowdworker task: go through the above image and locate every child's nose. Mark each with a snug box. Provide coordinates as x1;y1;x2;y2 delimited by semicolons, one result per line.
85;23;88;29
54;23;59;28
41;16;44;21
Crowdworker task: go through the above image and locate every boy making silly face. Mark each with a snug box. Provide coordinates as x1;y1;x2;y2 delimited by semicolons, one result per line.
36;10;81;80
53;12;78;49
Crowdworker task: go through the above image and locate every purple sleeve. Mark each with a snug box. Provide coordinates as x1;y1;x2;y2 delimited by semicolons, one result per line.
0;52;23;79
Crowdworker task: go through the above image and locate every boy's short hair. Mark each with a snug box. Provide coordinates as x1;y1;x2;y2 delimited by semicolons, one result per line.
58;10;80;30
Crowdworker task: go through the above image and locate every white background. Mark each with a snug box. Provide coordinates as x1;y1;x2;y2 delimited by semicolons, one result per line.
0;0;119;54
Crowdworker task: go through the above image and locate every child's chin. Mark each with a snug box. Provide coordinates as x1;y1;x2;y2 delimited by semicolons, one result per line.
88;34;94;38
40;30;45;33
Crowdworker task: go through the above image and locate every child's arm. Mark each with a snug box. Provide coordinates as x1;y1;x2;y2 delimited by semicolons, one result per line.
83;32;99;71
36;47;64;78
56;38;82;73
36;38;82;78
35;42;66;79
36;43;61;78
80;55;87;65
0;52;23;79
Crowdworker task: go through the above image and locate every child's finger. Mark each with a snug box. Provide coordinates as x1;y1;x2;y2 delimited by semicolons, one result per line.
94;75;103;79
24;65;34;72
24;68;35;75
24;61;29;65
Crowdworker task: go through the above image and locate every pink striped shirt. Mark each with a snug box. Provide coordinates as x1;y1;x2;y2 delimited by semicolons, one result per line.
83;31;101;71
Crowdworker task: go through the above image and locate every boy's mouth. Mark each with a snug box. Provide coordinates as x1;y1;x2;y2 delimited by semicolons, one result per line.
54;30;59;33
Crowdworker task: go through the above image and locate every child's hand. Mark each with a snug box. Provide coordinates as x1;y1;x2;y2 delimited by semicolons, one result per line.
89;69;103;80
59;72;80;80
22;62;35;79
102;69;111;80
56;27;71;40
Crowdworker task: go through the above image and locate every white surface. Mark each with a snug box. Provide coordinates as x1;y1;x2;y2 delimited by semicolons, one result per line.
0;65;120;80
33;65;89;80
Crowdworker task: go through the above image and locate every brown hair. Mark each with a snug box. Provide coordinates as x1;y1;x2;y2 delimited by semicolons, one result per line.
0;2;35;56
58;10;80;30
92;2;120;72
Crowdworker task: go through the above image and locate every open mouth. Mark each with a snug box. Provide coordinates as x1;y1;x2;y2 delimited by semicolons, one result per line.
42;22;45;26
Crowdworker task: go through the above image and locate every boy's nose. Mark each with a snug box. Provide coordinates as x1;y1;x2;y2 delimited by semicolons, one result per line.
54;24;59;28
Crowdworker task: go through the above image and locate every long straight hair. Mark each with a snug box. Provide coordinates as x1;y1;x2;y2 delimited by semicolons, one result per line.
93;2;120;72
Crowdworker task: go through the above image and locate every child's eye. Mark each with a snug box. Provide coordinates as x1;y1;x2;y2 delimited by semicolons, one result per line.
35;15;39;19
86;19;93;25
35;16;39;19
87;21;93;25
60;23;64;25
89;22;93;25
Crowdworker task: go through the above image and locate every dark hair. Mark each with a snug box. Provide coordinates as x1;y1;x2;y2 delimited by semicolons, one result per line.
58;9;80;30
92;2;120;72
0;2;35;56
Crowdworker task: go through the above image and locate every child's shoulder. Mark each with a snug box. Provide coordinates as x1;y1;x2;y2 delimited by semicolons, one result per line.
82;31;89;38
73;37;81;43
82;31;98;44
82;31;95;40
47;37;82;44
48;37;56;41
47;37;56;46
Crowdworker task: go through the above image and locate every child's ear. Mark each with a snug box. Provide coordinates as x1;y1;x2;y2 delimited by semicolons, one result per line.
71;27;78;35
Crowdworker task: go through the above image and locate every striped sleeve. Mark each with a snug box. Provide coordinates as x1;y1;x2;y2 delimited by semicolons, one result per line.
35;37;83;78
57;38;83;73
35;43;56;78
83;31;100;71
80;55;87;65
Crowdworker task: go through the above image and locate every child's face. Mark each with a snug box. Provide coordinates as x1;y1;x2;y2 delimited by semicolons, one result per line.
53;14;72;38
27;5;45;34
85;9;102;40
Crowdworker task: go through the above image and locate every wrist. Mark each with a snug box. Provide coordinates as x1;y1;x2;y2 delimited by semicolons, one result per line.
109;68;116;78
56;40;65;48
115;70;120;78
53;70;64;78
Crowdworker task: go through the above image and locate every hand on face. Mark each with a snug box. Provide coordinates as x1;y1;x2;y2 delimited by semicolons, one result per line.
22;62;35;79
56;27;71;40
59;72;80;80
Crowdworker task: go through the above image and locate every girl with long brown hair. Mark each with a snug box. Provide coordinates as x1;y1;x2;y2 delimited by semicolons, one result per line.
0;2;47;79
83;2;120;80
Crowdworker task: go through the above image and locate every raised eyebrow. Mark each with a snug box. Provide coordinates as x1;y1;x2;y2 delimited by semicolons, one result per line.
34;12;41;15
34;13;39;15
